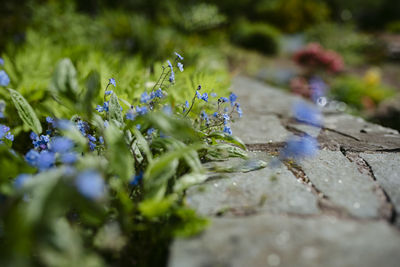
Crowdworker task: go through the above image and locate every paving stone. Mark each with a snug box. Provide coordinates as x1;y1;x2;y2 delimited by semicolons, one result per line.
360;153;400;226
299;150;381;218
289;123;321;138
186;153;319;216
231;114;291;143
169;214;400;267
320;114;400;151
232;76;302;116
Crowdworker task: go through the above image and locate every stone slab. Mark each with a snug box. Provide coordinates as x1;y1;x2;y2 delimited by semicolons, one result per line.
360;152;400;226
169;214;400;267
186;153;319;216
231;114;291;144
299;150;381;218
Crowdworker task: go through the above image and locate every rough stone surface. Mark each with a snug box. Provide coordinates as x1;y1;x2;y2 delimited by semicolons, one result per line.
187;153;319;216
168;76;400;267
231;114;291;143
360;152;400;226
169;214;400;267
299;150;381;218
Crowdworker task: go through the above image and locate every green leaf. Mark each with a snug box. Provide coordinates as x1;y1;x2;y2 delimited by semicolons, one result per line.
173;172;208;192
207;132;247;150
132;128;153;163
104;123;134;181
205;144;248;161
173;208;209;237
50;58;79;98
9;88;42;134
144;143;203;201
0;146;35;184
139;196;176;218
82;70;101;117
203;158;267;173
108;93;124;125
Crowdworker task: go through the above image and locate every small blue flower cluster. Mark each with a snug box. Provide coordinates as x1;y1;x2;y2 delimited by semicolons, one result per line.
0;57;10;87
0;124;14;142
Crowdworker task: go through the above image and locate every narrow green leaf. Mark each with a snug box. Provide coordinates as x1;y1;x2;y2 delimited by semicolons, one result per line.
205;144;248;161
9;88;42;134
50;58;79;98
105;123;134;181
207;132;247;150
108;93;124;125
174;172;208;192
133;128;153;163
144;143;203;200
203;158;267;173
82;70;101;117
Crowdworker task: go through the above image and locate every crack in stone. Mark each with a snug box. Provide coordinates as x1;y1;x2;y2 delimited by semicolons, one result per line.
323;127;361;141
339;148;395;223
283;161;358;219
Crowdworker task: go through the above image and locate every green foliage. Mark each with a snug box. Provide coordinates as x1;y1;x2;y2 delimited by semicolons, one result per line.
330;74;395;109
305;23;380;65
386;21;400;33
9;88;42;134
255;0;331;33
231;20;281;55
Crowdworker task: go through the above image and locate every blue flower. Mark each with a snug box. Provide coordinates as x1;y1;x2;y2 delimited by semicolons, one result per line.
201;111;210;125
126;110;135;120
61;152;77;164
280;136;318;160
14;174;32;189
76;120;89;136
237;106;243;117
213;112;218;117
96;105;104;112
30;132;38;140
46;117;54;124
87;134;96;142
169;71;175;83
140;92;150;103
0;58;4;66
105;90;113;96
222;114;230;124
167;60;173;69
5;132;14;141
37;151;55;170
99;136;104;144
136;106;148;115
229;93;237;106
196;91;201;99
130;171;143;186
76;170;105;200
50;137;74;153
200;93;208;102
185;100;190;108
151;88;163;99
25;149;40;166
174;52;184;60
89;141;96;151
219;97;229;103
211;92;217;97
223;125;232;135
293;101;322;126
109;78;116;87
147;128;155;135
177;62;184;72
0;70;10;87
